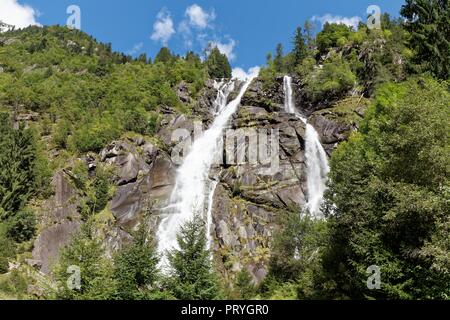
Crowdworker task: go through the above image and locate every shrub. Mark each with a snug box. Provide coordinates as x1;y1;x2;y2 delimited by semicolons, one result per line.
304;53;356;102
316;23;352;54
0;227;15;274
52;119;71;149
72;116;121;153
5;210;37;243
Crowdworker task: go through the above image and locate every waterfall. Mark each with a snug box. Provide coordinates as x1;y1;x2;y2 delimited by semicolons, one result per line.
283;75;330;218
156;75;258;268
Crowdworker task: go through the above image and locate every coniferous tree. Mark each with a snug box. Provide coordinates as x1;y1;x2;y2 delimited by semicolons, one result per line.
401;0;450;79
0;113;38;220
52;223;116;300
167;214;222;300
154;47;174;64
303;21;315;48
292;27;308;67
235;269;256;300
186;51;201;65
114;221;160;300
137;53;148;64
322;78;450;299
205;46;232;79
274;43;284;73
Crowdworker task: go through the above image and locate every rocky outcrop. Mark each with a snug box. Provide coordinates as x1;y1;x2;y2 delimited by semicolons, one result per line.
31;171;83;273
207;78;311;283
32;221;82;274
102;139;176;232
28;75;359;284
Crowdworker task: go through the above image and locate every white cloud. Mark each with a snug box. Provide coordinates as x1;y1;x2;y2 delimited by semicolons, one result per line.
178;20;193;48
232;66;260;81
312;14;362;29
151;8;175;45
209;39;237;61
0;0;40;31
185;4;215;29
179;4;216;48
126;42;144;56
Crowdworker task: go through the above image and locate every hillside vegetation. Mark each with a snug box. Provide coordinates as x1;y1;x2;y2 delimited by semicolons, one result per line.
0;0;449;300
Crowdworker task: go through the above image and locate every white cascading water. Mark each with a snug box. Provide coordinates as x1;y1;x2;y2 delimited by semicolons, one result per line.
283;76;330;218
156;74;258;268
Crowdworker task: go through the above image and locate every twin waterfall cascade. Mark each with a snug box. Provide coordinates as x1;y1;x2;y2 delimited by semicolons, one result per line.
156;76;257;267
283;76;330;218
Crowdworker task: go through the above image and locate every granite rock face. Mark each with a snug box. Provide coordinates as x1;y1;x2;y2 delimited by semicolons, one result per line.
32;171;82;274
30;76;355;283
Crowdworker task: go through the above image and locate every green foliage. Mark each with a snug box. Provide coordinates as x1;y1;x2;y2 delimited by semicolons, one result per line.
0;25;207;155
52;223;116;300
154;47;174;64
205;47;232;79
268;213;326;283
52;119;71;149
303;52;356;102
113;222;160;300
0;113;50;220
5;209;36;243
291;27;308;67
71;115;122;153
0;269;29;299
316;23;352;54
235;269;257;300
0;226;15;274
401;0;450;79
323;78;450;299
123;108;160;135
273;43;285;73
167;214;222;300
79;166;110;219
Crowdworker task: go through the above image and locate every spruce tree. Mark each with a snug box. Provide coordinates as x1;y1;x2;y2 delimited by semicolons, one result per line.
401;0;450;79
52;223;116;300
205;46;232;79
292;27;308;66
274;43;284;73
154;47;174;64
167;214;222;300
137;53;148;64
0;113;38;220
114;221;160;300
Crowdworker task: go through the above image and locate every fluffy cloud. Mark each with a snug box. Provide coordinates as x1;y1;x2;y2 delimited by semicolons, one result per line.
209;39;237;61
232;66;260;81
0;0;40;31
151;8;175;45
312;14;362;29
185;4;215;29
126;42;144;56
154;4;239;61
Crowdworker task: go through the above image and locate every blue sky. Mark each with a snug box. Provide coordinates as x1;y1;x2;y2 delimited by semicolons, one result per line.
2;0;406;71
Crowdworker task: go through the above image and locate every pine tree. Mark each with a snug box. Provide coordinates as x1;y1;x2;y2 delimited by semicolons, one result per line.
0;113;38;220
303;21;315;48
274;43;284;73
235;269;256;300
137;53;148;64
205;46;232;79
114;221;160;300
154;47;174;64
292;27;308;67
52;223;116;300
167;214;222;300
401;0;450;79
186;51;201;65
